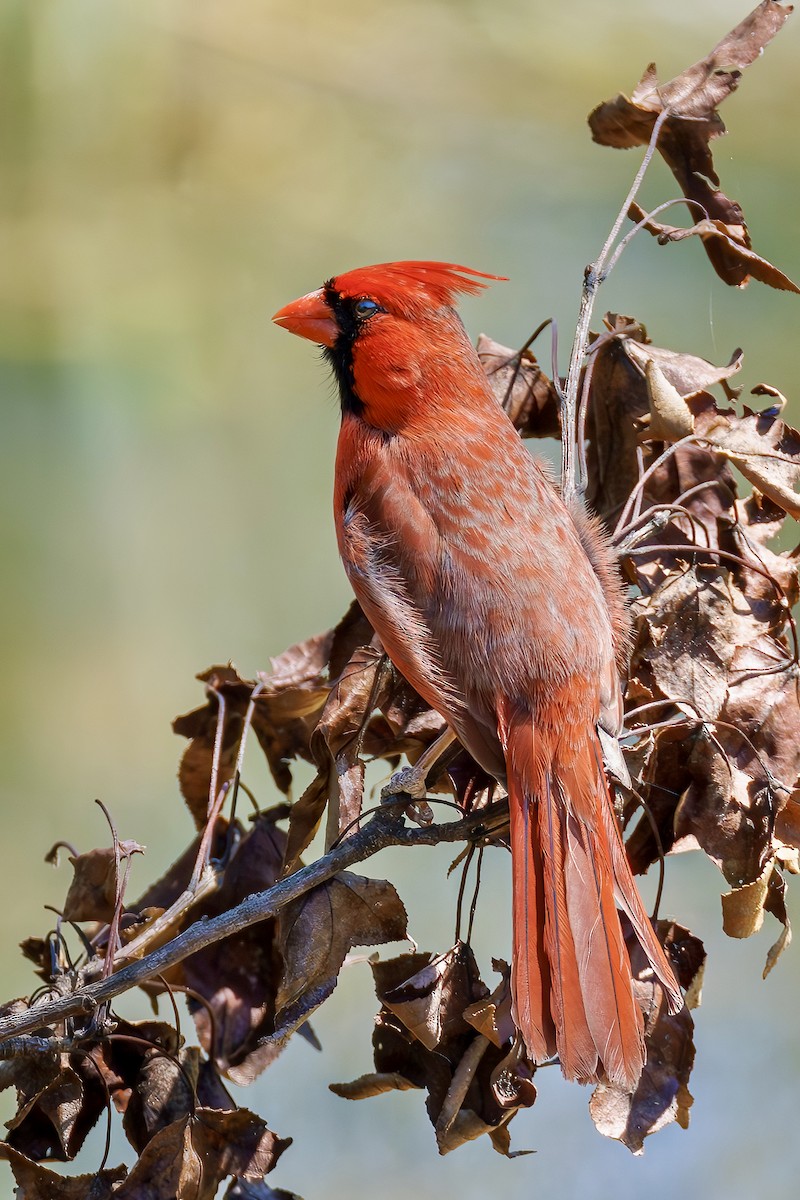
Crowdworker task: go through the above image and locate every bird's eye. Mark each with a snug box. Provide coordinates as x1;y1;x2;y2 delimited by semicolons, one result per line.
354;298;380;319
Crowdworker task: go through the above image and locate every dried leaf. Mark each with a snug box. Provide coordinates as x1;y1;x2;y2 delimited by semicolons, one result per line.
704;405;800;518
476;335;561;437
275;872;407;1037
721;862;772;938
463;959;516;1048
0;1144;126;1198
122;1047;199;1154
623;338;743;400
382;943;490;1052
628;203;800;293
763;868;793;976
589;921;701;1153
311;642;389;848
632;566;746;719
643;359;695;440
332;948;534;1156
114;1109;290;1200
3;1062;84;1162
589;2;794;286
62;841;144;924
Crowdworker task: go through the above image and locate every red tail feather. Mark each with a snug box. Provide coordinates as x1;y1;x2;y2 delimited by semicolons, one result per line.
501;700;680;1090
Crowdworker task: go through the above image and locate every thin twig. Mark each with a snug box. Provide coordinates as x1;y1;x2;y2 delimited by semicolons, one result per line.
560;106;671;505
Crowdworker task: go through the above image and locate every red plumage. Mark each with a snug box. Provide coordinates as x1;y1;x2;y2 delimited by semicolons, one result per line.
273;261;682;1089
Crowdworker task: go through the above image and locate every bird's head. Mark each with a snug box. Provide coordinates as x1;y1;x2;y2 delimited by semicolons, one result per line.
273;261;506;432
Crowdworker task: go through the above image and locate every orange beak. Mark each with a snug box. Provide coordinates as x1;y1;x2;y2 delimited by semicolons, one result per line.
272;289;338;348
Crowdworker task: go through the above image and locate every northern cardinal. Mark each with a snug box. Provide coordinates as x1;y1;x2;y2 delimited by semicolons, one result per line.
273;261;682;1088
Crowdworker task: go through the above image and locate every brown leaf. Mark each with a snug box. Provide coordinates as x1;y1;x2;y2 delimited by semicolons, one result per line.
79;1019;181;1123
173;665;256;826
382;943;490;1052
250;603;376;794
61;841;144;924
331;948;534;1156
122;1047;199;1154
589;2;794;287
763;868;793;976
476;335;561;437
180;811;293;1084
585;316;652;522
585;317;739;527
628;204;800;293
590;921;701;1153
622;337;743;401
721;861;772;938
775;794;800;856
3;1059;83;1162
463;959;516;1048
275;872;408;1037
115;1109;290;1200
0;1144;126;1198
631;566;748;720
643;360;695;441
722;860;793;977
311;642;390;848
674;730;774;886
704;405;800;519
173;639;337;824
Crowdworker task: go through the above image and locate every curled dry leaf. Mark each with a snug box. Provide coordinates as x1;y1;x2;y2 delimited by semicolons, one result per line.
122;1046;200;1154
172;611;370;824
627;203;800;294
331;947;534;1156
310;642;389;849
622;336;743;401
585;315;741;525
643;360;695;441
589;922;703;1153
381;943;490;1053
463;958;517;1048
722;861;793;977
476;335;561;437
61;841;144;924
3;1061;85;1163
630;566;748;721
589;1;794;287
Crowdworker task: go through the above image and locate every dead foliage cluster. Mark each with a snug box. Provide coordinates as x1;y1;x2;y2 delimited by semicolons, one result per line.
0;2;798;1191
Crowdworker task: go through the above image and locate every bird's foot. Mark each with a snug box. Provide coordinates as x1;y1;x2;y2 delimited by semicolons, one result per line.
381;766;434;826
381;764;428;802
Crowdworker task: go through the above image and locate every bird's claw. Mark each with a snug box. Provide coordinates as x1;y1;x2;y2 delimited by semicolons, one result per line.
381;766;434;826
381;765;428;802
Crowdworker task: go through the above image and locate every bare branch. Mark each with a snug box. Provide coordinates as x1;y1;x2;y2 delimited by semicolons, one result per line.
0;800;507;1045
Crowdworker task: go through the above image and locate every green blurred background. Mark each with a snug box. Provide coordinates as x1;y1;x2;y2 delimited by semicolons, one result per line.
1;0;798;1195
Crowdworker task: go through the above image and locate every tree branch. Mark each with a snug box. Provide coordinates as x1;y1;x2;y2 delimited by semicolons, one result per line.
0;800;507;1044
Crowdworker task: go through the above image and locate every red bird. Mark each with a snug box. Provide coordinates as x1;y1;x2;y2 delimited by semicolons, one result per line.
273;261;682;1089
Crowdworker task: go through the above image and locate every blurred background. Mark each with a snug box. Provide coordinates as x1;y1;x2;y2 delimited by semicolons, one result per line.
1;0;799;1195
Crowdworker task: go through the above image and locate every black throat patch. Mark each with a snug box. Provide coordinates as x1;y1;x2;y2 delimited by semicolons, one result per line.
322;284;367;417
